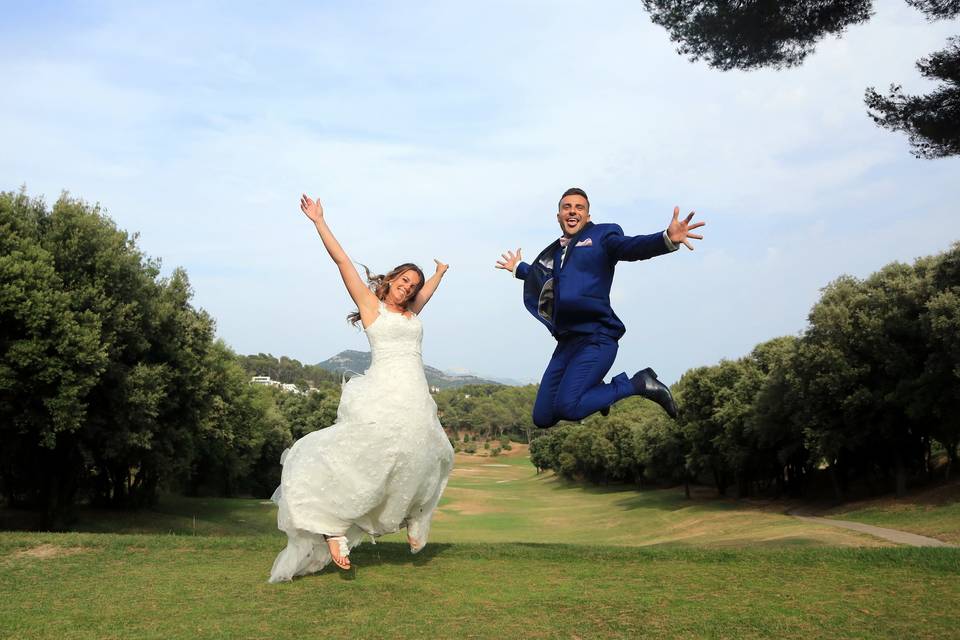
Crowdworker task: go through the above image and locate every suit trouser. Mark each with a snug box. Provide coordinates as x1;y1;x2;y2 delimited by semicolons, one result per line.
532;332;635;428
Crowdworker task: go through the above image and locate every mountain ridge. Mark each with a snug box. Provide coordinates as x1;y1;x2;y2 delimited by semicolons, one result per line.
317;349;505;389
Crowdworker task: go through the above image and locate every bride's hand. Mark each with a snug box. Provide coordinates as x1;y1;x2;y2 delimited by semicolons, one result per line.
433;259;449;275
300;193;324;223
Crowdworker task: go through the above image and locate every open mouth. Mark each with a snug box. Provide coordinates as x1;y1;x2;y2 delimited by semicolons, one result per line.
565;217;580;227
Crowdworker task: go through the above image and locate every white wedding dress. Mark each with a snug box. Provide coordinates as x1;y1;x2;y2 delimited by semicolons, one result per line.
268;303;454;582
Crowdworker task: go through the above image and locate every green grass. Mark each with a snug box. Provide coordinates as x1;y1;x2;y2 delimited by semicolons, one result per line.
417;453;885;548
2;534;958;639
2;453;959;638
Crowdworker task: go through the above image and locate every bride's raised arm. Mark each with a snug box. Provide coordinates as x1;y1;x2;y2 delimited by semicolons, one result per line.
409;259;448;315
300;194;378;323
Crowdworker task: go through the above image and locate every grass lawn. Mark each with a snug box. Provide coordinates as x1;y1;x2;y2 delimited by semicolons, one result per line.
2;536;957;639
2;451;959;638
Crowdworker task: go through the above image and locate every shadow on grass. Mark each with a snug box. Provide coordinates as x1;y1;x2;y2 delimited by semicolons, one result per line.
0;495;278;536
282;542;453;582
538;474;738;513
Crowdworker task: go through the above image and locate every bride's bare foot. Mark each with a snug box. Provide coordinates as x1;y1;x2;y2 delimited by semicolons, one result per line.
325;535;351;570
407;534;424;553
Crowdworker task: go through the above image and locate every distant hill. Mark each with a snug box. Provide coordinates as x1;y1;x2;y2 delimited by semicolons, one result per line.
318;350;503;389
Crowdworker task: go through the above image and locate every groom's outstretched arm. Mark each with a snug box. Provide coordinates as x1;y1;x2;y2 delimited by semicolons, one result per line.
603;226;677;262
605;206;706;261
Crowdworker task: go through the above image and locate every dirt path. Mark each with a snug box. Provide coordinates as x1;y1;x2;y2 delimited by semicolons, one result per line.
792;516;957;547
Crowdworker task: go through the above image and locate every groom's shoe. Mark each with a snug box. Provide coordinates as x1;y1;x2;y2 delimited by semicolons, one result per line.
600;406;610;417
630;368;678;419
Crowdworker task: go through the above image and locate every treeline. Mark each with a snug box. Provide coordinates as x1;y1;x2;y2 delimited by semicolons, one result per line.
433;384;537;441
238;353;341;389
0;192;339;527
531;243;960;500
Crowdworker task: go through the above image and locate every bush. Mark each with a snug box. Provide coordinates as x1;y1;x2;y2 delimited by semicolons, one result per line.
484;441;491;450
491;447;501;457
464;442;477;454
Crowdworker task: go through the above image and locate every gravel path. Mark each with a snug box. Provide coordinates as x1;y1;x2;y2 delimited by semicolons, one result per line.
793;516;957;547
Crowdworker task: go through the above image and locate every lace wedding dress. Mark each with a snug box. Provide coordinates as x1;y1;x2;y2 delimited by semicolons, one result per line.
268;303;454;582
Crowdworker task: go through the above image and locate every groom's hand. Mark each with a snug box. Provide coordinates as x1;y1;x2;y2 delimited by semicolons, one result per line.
496;248;522;273
667;206;705;251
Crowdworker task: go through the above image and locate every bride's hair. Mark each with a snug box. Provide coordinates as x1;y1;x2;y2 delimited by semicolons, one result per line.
347;262;426;326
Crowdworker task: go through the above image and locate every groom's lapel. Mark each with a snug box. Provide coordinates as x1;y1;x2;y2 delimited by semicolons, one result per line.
561;221;594;270
536;240;561;273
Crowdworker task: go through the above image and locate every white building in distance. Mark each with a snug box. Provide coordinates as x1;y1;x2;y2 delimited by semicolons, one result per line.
250;376;307;394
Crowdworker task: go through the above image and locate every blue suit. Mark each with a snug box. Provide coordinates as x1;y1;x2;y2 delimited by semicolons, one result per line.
515;221;677;427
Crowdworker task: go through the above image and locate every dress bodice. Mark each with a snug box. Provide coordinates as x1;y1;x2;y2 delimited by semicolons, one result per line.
365;303;423;368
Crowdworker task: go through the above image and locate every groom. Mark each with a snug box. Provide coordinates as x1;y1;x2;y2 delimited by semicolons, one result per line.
497;187;705;428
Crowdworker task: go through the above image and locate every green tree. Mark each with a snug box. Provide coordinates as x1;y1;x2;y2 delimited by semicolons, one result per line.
642;0;960;157
866;37;960;158
634;414;693;496
675;364;737;495
747;336;811;497
0;191;234;523
914;244;960;477
0;191;106;523
642;0;873;71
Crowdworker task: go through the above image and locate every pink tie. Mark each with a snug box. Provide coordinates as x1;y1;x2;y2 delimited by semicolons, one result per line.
559;237;571;247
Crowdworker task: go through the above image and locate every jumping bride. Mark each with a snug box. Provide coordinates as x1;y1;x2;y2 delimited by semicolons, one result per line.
268;194;454;582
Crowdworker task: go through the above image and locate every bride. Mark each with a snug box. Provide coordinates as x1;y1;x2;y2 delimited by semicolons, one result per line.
268;194;454;582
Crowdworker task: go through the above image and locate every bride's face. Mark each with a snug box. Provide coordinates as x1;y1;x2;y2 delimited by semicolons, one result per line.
387;269;421;305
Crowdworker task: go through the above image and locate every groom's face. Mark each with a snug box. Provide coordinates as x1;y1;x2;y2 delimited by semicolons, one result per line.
557;194;590;237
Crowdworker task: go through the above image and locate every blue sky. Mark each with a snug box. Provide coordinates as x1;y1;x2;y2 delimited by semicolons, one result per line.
3;1;959;383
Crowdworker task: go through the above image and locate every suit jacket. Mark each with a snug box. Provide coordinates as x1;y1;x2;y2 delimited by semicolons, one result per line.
515;221;676;339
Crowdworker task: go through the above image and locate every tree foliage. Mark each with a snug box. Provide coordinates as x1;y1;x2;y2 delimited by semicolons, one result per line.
642;0;960;157
641;0;874;71
865;37;960;158
0;191;322;525
906;0;960;20
529;243;960;500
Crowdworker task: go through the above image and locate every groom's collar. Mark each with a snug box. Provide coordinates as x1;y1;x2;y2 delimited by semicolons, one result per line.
560;221;595;245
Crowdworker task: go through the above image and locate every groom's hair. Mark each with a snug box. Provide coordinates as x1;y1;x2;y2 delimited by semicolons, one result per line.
559;187;589;211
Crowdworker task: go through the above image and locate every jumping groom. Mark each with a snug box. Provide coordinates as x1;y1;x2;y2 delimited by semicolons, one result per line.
496;187;705;428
